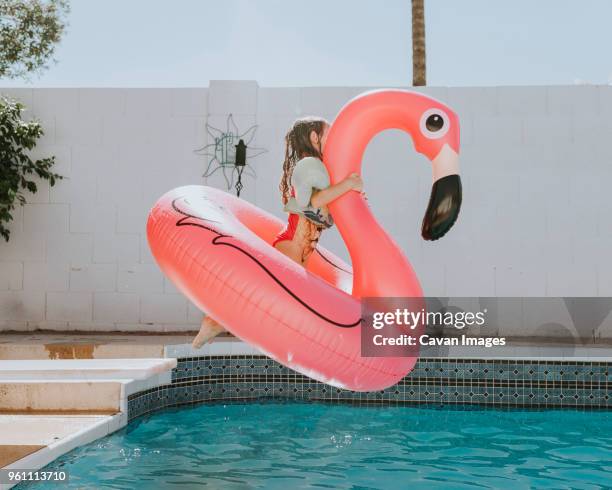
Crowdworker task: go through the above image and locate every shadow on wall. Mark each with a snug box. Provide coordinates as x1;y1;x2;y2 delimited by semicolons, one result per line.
426;297;612;343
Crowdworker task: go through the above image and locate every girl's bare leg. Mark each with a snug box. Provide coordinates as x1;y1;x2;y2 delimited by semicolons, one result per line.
193;223;318;349
273;240;303;265
192;315;226;349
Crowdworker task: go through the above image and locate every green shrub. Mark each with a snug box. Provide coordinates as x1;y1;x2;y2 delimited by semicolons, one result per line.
0;95;63;241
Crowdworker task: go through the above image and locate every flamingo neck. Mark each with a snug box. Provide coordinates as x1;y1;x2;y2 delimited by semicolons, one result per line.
328;193;422;299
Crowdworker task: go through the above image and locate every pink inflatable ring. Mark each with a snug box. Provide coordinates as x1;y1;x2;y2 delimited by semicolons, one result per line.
147;89;461;391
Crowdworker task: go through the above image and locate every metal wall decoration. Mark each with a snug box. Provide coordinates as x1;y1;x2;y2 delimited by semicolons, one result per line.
195;114;267;197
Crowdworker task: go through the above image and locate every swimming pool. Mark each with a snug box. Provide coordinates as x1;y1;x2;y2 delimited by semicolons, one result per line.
26;402;612;489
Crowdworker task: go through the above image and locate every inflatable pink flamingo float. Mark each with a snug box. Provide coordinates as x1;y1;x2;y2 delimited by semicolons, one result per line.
146;89;461;391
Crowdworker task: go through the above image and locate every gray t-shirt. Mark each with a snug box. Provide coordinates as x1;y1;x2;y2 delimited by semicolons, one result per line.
283;156;334;228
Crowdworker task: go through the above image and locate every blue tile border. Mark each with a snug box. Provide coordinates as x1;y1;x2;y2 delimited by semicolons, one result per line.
128;357;611;420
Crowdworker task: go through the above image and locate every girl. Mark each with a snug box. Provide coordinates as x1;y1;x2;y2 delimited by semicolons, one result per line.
192;116;363;348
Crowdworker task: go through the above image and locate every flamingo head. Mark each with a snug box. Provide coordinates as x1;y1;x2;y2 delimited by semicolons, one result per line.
410;95;462;241
325;89;462;241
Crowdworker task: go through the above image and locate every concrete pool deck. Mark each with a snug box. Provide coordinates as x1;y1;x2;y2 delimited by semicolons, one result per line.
0;332;265;361
0;333;197;360
2;332;612;361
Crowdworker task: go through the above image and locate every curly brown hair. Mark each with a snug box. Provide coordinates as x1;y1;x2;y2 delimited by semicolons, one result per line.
279;116;329;205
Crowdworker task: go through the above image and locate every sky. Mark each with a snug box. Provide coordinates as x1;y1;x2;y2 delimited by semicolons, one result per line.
2;0;611;88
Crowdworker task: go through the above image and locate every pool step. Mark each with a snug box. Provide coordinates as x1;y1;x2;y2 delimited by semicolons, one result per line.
0;413;121;487
0;359;176;412
0;381;121;413
0;358;177;380
0;358;177;482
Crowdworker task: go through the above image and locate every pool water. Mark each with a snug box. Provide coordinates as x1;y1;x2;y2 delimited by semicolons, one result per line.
25;402;612;489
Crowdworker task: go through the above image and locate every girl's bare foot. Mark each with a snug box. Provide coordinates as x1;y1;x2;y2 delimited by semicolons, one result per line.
192;316;225;349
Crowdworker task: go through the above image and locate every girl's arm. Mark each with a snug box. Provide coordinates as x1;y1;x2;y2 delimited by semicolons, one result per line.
311;173;363;208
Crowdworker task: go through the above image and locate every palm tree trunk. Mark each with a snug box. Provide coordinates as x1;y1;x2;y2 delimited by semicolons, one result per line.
412;0;426;86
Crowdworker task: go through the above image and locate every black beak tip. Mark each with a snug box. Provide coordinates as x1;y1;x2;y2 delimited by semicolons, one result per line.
421;213;459;241
421;174;462;241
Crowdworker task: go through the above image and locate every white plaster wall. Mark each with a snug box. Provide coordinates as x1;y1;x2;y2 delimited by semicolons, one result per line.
0;81;611;332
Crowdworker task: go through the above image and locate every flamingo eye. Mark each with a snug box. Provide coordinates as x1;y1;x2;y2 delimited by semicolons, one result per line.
420;109;450;139
426;114;444;131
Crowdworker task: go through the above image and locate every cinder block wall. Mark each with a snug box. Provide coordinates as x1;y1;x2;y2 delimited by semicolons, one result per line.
0;81;611;332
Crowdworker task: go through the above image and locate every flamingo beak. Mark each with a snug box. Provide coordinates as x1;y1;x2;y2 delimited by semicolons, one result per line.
421;144;462;241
